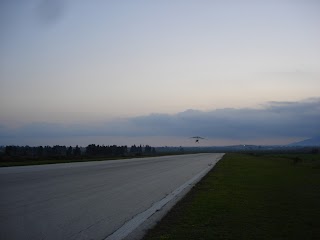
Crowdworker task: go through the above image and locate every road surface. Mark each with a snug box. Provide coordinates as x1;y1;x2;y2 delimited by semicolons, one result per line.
0;153;223;240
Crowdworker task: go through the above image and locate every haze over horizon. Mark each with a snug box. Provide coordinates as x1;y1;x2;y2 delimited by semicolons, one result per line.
1;1;320;146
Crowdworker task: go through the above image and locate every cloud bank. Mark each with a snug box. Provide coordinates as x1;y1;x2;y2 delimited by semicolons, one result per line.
0;98;319;146
129;98;320;139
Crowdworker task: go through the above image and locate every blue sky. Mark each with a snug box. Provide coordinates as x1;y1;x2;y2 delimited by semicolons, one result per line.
1;0;319;146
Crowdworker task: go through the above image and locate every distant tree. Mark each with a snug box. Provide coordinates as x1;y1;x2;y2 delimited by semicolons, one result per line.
73;145;81;156
66;146;73;157
130;145;137;153
37;146;44;157
137;145;143;154
145;145;152;154
86;144;97;156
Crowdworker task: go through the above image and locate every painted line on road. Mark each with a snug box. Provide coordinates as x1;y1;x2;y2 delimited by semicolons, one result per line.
105;158;222;240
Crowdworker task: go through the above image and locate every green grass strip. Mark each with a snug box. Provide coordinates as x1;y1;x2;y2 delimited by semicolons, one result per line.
143;153;320;240
0;153;189;167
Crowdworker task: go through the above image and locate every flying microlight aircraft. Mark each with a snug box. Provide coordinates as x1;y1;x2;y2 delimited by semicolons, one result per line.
190;136;205;143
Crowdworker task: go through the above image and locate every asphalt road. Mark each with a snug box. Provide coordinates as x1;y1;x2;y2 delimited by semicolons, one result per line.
0;153;223;240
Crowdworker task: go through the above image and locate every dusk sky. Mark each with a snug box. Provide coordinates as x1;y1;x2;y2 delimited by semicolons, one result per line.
1;0;320;146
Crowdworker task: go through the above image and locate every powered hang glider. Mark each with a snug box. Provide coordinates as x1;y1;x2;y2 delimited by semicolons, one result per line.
190;136;205;143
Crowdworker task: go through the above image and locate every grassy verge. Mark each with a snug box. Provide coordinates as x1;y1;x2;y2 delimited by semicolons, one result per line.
0;152;194;167
0;157;130;167
143;153;320;240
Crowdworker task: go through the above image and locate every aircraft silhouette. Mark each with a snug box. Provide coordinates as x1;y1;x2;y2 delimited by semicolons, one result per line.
190;136;205;143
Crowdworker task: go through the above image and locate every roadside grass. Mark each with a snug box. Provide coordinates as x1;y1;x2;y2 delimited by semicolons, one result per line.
0;157;124;167
143;153;320;240
0;152;195;167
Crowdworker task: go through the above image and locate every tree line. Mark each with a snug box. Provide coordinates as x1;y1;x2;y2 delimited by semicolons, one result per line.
0;144;156;161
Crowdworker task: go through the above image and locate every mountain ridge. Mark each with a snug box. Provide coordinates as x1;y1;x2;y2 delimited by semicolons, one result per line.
289;136;320;146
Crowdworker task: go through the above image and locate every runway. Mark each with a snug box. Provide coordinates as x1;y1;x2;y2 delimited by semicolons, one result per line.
0;153;223;240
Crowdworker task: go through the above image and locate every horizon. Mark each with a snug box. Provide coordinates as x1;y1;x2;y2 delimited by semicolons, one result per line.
0;135;318;148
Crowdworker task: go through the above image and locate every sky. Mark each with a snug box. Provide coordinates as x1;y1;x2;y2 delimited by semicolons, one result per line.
1;0;320;146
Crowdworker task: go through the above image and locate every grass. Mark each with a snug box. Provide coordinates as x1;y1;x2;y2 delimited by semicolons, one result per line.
143;153;320;240
0;157;124;167
0;152;192;167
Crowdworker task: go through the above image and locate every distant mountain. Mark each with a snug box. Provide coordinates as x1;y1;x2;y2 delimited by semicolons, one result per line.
289;137;320;146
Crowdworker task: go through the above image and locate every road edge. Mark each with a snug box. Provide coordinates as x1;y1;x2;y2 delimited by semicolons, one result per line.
105;153;224;240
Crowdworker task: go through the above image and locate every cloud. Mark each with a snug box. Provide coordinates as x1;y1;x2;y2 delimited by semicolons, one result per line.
125;98;320;139
0;98;319;145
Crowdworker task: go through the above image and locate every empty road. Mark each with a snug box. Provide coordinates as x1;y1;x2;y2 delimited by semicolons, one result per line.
0;153;224;240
